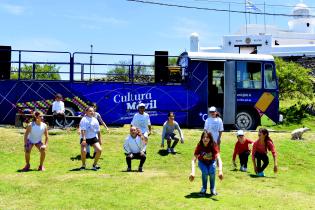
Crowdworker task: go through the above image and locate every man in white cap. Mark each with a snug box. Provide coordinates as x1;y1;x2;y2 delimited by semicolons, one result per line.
204;106;224;146
131;103;151;138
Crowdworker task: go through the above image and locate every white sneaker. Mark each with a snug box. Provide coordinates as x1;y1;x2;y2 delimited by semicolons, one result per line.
243;167;247;172
240;166;244;171
170;148;176;153
167;148;171;153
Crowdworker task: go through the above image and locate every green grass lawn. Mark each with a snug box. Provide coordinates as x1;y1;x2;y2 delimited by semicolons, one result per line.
0;125;314;210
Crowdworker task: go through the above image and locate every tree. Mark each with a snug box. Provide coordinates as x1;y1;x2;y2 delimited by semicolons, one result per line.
106;60;153;82
11;64;61;80
275;57;314;100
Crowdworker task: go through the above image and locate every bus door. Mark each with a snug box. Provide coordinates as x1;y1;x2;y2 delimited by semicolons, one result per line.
207;61;224;114
223;61;236;125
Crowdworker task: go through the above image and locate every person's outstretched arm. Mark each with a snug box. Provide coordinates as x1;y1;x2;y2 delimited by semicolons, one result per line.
217;155;223;180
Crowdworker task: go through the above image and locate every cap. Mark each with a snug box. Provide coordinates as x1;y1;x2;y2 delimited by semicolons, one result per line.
237;130;244;136
138;103;146;108
209;106;216;112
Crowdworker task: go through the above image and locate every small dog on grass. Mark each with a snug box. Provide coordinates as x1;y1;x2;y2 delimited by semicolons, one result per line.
291;127;310;140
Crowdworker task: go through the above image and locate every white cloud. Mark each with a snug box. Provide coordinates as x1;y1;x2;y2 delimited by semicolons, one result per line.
1;3;25;15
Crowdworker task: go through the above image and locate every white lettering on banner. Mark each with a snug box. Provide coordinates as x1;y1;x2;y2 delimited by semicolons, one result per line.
113;92;157;110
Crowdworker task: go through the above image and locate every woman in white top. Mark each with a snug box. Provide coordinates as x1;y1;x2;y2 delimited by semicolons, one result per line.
79;107;102;171
204;106;224;146
22;111;48;171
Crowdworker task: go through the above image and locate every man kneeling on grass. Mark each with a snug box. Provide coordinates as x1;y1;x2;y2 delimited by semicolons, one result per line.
79;107;102;171
123;126;147;172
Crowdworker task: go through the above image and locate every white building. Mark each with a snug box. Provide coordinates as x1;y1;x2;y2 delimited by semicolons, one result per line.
190;2;315;58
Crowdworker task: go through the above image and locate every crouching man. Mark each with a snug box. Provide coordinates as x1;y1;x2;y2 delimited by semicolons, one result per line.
123;126;147;172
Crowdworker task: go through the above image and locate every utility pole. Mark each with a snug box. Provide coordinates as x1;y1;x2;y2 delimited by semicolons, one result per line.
90;44;93;81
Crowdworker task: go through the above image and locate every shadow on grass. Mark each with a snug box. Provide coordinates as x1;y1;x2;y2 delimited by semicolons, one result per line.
70;155;101;161
69;168;101;171
185;192;219;201
249;174;276;179
158;149;168;156
17;169;37;173
70;155;81;161
120;170;143;173
157;149;181;156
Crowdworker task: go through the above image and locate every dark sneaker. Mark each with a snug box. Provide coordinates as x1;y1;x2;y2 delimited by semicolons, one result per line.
127;167;131;172
138;167;143;172
92;164;101;171
199;188;206;197
22;164;30;172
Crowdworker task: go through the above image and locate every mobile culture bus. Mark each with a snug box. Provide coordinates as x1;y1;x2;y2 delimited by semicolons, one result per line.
0;49;280;130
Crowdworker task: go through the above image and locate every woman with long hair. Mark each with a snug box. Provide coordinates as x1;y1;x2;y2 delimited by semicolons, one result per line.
189;131;223;196
252;128;278;177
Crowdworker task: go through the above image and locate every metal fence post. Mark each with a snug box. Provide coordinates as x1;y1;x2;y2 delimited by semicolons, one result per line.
18;51;21;80
70;54;74;82
131;54;134;83
32;63;36;79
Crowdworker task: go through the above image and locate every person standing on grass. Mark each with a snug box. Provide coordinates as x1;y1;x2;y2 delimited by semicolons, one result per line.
252;128;278;177
204;106;224;147
52;93;66;128
232;130;253;172
131;103;151;138
123;126;147;172
161;112;184;154
79;107;102;171
22;111;48;171
84;102;110;159
189;131;223;196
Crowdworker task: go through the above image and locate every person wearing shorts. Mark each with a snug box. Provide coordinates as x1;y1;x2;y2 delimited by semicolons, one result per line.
22;111;48;171
79;107;102;171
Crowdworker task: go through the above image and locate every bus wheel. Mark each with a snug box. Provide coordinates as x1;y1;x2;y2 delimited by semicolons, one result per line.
55;107;76;127
235;110;257;130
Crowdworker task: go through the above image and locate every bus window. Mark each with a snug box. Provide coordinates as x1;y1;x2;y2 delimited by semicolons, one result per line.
264;63;277;89
237;61;262;89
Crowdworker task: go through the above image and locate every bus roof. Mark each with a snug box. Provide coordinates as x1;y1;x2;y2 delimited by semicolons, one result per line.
186;52;275;61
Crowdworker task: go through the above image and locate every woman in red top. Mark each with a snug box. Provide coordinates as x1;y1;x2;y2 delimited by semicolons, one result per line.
189;131;223;196
252;128;278;177
232;130;253;172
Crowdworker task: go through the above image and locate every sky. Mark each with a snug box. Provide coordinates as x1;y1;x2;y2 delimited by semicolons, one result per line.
0;0;314;57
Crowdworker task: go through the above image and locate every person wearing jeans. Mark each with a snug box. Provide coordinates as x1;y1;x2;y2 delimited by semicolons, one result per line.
189;131;223;196
252;128;278;177
198;159;217;194
123;126;147;172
